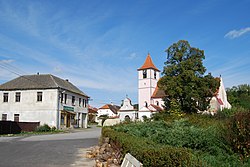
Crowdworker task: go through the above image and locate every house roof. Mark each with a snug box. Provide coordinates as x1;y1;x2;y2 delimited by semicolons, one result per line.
88;106;98;114
0;74;89;97
150;104;164;112
137;53;160;72
151;86;166;98
99;104;120;114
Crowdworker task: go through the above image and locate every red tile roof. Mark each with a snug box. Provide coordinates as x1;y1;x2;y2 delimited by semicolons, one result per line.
99;104;120;114
88;106;98;113
151;86;166;98
150;104;164;112
216;97;224;105
137;53;160;71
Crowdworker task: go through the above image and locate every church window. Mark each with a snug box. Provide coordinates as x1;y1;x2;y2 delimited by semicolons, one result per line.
144;101;148;107
156;101;159;106
143;70;147;78
154;71;157;79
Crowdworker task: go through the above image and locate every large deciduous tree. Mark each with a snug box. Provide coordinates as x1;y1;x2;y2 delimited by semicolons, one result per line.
158;40;219;113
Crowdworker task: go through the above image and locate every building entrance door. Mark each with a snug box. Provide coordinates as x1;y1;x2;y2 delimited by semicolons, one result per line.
66;114;70;127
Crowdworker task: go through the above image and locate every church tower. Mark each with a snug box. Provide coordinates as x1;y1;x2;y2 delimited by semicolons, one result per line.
138;53;160;110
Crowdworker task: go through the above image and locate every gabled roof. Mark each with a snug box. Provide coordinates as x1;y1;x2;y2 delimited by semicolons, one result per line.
151;86;166;98
137;53;160;72
99;104;120;114
0;74;89;97
88;106;98;113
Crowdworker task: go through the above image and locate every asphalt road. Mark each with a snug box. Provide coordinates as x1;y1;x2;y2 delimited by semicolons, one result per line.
0;126;101;167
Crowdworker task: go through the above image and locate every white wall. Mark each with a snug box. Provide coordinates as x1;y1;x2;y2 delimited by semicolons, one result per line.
0;89;58;127
118;111;137;121
138;111;152;121
97;109;117;117
152;98;165;108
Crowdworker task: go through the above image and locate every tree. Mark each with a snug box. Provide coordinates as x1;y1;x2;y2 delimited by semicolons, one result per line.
158;40;219;113
227;84;250;109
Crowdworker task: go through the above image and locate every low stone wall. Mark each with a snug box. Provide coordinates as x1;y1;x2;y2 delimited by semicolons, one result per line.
103;118;121;127
0;121;40;134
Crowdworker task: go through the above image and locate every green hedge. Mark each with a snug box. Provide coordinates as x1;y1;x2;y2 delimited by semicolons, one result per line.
102;127;203;167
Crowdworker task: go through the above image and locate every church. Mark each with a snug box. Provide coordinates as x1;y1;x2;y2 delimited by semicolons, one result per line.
137;54;231;120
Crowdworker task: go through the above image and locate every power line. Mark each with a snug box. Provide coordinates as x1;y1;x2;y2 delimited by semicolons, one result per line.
0;62;53;88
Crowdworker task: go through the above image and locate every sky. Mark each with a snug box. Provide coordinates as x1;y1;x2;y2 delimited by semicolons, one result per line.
0;0;249;108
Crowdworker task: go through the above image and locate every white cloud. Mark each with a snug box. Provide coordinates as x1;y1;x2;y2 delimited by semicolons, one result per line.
127;52;137;60
224;27;250;39
0;59;14;63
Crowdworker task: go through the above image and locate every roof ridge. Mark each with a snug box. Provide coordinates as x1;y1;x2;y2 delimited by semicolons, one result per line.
49;74;59;88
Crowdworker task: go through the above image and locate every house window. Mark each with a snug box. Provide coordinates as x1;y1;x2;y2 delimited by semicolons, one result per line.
154;71;157;79
72;96;75;106
15;92;21;102
64;94;67;104
83;99;85;108
79;98;81;107
14;114;19;122
37;92;42;102
143;70;147;79
60;93;64;103
85;99;88;107
2;114;7;121
3;93;8;102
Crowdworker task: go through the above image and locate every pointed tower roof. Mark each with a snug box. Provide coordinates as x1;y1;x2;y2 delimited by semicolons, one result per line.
137;53;160;71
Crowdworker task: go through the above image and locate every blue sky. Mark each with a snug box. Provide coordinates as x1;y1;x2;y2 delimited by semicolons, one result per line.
0;0;249;107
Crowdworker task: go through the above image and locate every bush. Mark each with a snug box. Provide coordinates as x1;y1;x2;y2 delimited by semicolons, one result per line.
102;127;202;167
35;124;51;132
216;107;249;119
110;118;250;166
225;111;250;160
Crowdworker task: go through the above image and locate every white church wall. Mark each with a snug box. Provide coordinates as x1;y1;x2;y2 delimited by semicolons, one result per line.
118;111;137;121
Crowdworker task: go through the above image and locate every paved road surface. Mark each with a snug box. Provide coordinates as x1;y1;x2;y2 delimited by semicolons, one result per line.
0;126;101;167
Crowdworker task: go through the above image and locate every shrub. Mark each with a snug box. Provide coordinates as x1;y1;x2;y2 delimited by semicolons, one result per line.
225;111;250;160
102;127;202;167
36;124;51;132
216;107;249;119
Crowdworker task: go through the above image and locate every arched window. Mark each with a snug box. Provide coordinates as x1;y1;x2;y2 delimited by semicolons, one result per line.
143;70;147;78
144;101;148;107
156;101;159;106
154;71;157;79
125;115;130;122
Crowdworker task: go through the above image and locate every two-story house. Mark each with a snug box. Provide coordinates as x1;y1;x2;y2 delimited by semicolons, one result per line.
0;74;89;129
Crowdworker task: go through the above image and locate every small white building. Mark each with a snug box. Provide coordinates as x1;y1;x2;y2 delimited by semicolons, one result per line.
118;97;138;121
97;104;120;118
0;74;89;129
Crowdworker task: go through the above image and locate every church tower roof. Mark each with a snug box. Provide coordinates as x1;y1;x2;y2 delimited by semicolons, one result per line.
137;53;160;71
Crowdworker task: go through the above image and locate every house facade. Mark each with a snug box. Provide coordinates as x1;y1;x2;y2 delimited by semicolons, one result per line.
0;74;89;129
97;104;120;118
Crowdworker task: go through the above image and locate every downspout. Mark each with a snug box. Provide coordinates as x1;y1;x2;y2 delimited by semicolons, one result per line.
57;89;60;129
